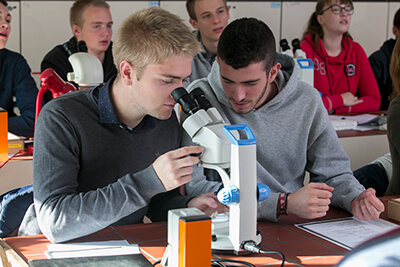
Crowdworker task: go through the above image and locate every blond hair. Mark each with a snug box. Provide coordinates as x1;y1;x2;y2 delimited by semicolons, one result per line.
70;0;110;29
113;7;200;79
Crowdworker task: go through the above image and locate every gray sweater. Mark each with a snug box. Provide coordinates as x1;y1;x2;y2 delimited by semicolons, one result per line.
184;53;365;221
185;30;215;87
19;80;189;243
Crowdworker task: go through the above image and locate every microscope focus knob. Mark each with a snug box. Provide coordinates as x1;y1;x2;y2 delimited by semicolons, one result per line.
217;186;239;205
257;183;271;202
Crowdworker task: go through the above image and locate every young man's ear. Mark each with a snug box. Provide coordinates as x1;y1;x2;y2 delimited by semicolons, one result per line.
393;25;399;39
189;18;198;30
72;24;81;40
268;63;281;83
119;61;137;86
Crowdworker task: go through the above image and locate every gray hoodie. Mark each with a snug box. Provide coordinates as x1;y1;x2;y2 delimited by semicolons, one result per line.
184;30;216;88
183;53;365;221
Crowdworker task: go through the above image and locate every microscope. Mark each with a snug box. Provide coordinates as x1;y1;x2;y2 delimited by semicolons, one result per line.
168;87;270;256
35;41;104;126
35;69;77;128
280;38;314;87
64;40;104;90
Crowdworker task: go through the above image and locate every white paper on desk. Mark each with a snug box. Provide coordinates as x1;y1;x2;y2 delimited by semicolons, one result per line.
330;119;358;131
45;240;140;259
295;217;399;250
329;114;380;131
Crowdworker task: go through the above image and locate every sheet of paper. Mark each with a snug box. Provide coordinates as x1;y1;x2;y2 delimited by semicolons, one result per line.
330;119;358;131
329;114;378;125
295;217;399;250
329;114;380;131
46;240;140;259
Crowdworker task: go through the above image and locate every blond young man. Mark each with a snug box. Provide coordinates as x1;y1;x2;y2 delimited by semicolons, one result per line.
185;0;230;86
41;0;116;101
19;7;225;243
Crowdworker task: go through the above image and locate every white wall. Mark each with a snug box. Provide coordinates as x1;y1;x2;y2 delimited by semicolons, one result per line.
8;0;399;87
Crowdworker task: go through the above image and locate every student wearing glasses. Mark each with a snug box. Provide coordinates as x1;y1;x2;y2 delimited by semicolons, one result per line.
300;0;380;114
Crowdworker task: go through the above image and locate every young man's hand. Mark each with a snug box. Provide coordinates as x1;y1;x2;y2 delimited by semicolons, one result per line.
286;182;334;219
152;146;203;191
187;192;229;216
351;188;385;221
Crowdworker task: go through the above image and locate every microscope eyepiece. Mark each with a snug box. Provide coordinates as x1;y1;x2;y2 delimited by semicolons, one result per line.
63;41;76;56
171;87;199;115
77;40;88;52
190;88;212;111
279;39;291;52
291;38;301;52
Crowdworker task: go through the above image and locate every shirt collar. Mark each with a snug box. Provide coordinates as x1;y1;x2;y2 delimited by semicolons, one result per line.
93;77;158;132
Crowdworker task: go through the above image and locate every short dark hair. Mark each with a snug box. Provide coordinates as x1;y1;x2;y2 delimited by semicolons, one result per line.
394;8;400;30
0;0;8;6
217;18;276;73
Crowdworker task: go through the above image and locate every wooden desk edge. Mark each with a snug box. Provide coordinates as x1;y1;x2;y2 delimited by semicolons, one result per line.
0;239;28;267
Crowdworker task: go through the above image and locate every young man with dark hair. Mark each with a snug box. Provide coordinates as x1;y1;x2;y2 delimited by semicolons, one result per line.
184;17;384;222
18;7;225;243
185;0;229;86
369;8;400;110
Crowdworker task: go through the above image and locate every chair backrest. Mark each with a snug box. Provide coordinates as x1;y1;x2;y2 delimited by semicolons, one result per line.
0;185;33;238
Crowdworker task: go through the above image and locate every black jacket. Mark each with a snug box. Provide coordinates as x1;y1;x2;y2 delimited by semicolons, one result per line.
369;38;396;110
40;36;117;102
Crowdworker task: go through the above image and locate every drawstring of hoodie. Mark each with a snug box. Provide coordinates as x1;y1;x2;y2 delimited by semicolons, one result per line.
324;55;334;111
343;64;352;112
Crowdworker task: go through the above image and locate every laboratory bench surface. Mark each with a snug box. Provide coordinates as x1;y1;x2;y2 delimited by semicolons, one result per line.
2;196;399;267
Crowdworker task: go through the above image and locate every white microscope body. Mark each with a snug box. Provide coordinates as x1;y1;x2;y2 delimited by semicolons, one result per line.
280;38;314;87
67;53;103;89
63;40;104;90
172;87;270;255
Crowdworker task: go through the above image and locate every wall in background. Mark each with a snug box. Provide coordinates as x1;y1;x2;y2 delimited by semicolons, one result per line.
5;0;400;85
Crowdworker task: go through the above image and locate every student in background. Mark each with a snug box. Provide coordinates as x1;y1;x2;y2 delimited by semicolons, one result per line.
369;8;400;110
386;37;400;196
185;0;230;86
18;7;226;243
300;0;380;114
353;153;392;198
0;0;37;137
183;17;384;222
41;0;117;102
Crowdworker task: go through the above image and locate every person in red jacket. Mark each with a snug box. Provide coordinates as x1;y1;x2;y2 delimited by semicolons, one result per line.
300;0;380;114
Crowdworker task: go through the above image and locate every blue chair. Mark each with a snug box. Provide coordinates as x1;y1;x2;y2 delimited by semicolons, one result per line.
0;185;33;237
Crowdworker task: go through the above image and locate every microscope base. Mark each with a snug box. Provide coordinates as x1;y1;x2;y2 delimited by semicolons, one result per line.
211;214;261;255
